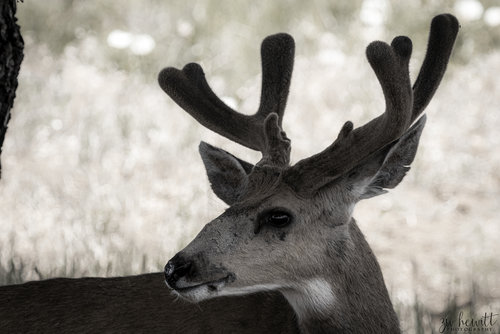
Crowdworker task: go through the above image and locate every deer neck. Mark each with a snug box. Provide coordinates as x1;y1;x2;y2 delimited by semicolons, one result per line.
280;218;400;334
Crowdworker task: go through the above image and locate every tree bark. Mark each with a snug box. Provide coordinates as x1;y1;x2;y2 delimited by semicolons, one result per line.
0;0;24;178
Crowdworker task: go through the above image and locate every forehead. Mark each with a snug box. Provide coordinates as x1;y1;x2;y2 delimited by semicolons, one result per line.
228;181;302;215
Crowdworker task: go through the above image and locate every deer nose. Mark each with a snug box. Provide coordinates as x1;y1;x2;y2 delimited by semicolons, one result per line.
164;255;192;288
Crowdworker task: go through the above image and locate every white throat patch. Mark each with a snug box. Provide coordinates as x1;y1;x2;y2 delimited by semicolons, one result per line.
281;278;335;320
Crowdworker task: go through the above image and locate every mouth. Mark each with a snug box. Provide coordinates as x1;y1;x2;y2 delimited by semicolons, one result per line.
174;275;232;293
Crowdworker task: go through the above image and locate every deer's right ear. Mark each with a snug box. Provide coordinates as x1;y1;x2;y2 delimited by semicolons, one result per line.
199;141;253;205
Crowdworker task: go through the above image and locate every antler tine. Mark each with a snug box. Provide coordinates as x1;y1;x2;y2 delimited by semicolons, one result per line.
158;34;295;166
411;13;459;121
257;33;295;127
285;36;414;193
159;64;262;151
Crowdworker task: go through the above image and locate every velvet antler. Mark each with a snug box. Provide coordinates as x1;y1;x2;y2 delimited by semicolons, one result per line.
284;14;459;194
158;33;294;167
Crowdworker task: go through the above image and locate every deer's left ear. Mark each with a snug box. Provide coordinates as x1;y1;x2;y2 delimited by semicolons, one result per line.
344;116;426;200
199;141;254;205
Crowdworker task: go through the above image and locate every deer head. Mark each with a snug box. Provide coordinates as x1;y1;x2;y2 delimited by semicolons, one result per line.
159;14;458;332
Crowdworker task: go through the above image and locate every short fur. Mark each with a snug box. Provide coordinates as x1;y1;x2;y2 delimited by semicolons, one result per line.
0;273;299;333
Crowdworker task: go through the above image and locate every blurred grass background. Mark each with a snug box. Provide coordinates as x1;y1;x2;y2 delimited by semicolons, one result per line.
1;0;499;332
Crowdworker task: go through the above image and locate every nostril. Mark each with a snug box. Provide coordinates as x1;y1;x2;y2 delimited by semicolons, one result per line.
164;257;193;287
164;261;175;282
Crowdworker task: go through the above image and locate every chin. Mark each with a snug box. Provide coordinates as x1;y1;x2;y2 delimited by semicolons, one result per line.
173;284;218;302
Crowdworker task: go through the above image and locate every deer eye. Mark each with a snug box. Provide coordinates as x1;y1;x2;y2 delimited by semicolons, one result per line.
265;210;292;228
254;209;293;234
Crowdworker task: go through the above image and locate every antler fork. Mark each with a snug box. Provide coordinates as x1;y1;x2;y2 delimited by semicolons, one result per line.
284;14;459;194
158;33;295;167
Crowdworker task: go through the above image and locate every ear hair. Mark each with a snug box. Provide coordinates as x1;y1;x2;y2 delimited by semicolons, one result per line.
198;142;253;205
346;116;427;200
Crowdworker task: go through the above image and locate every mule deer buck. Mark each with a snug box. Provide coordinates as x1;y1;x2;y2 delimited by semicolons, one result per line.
0;14;458;333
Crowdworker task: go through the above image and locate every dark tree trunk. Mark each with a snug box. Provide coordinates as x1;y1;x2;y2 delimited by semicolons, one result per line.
0;0;24;178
